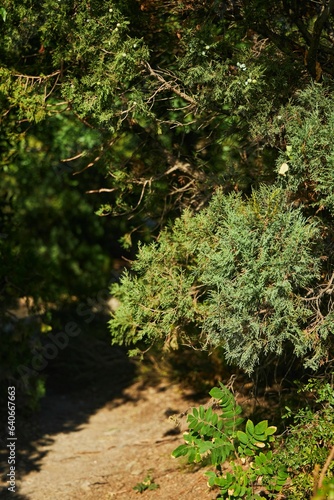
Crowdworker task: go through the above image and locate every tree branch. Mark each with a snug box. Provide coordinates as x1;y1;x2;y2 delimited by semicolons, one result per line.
318;445;334;489
306;0;334;79
143;61;198;107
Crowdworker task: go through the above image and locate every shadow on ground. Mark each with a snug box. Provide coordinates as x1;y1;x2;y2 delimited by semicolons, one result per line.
0;305;310;499
0;307;137;499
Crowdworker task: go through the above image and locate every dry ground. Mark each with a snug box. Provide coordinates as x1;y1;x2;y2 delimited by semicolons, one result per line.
9;382;215;500
0;306;285;500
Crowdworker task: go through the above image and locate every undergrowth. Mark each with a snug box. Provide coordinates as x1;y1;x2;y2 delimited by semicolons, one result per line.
172;380;334;499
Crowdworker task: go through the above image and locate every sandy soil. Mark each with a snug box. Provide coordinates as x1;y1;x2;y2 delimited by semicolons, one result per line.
0;306;280;500
2;381;215;500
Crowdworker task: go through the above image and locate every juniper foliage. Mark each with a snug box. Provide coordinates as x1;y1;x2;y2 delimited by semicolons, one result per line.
109;185;331;373
3;0;334;225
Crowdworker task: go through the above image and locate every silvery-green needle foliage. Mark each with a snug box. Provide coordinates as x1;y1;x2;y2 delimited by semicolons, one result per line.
110;185;330;373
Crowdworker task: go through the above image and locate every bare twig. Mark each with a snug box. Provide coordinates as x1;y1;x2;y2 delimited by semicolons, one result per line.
61;152;86;162
12;70;62;80
317;445;334;490
302;272;334;302
73;138;117;175
86;187;117;194
143;61;198;107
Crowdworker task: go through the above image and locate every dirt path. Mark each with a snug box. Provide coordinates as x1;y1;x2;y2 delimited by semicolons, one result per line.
0;308;217;500
1;304;284;500
15;382;214;500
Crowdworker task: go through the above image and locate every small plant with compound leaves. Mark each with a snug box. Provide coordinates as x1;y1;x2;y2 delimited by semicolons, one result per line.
133;473;159;493
172;383;288;499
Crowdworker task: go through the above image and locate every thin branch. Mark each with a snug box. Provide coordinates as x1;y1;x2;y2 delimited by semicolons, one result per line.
46;101;68;107
133;180;151;210
286;0;313;45
302;271;334;301
45;71;61;100
170;179;196;195
73;138;117;175
254;22;305;61
143;61;198;107
318;445;334;489
306;0;334;78
61;152;86;162
86;188;117;194
12;70;62;80
68;106;95;129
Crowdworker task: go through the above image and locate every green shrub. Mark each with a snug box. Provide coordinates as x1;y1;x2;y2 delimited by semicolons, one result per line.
109;185;329;373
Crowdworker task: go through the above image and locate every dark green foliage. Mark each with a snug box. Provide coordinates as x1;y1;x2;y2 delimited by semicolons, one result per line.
277;84;334;213
273;380;334;499
0;113;113;307
3;0;333;227
0;113;116;410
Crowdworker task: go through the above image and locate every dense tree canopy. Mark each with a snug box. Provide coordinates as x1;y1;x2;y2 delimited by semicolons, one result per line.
2;0;334;225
